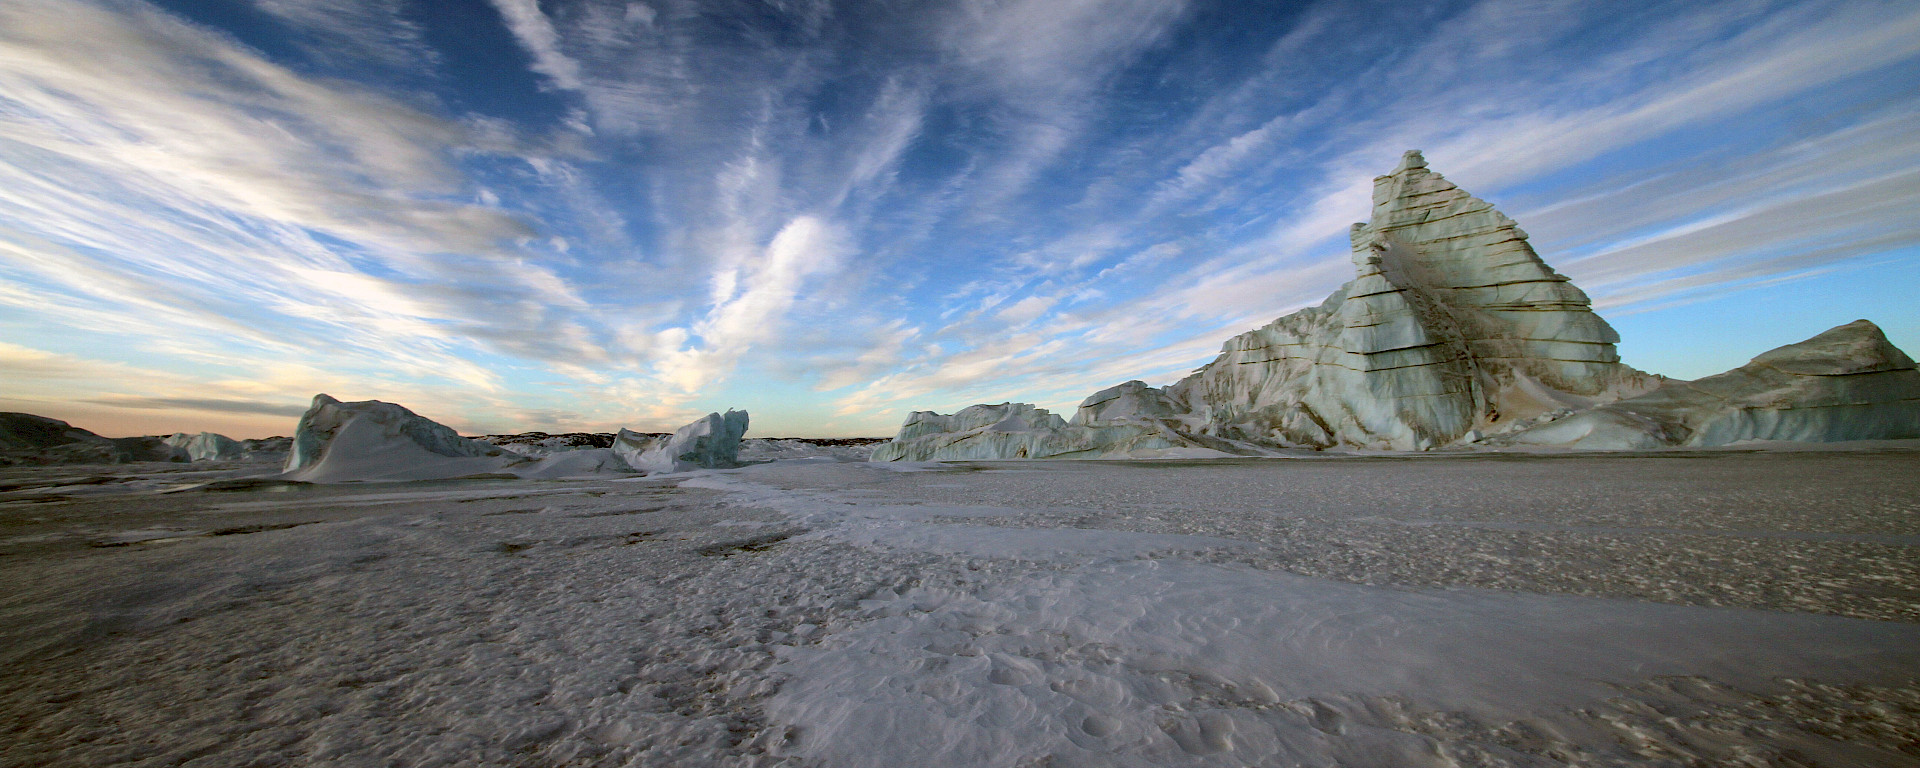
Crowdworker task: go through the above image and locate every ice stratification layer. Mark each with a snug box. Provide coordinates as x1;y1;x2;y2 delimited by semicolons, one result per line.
1162;150;1658;451
874;152;1919;459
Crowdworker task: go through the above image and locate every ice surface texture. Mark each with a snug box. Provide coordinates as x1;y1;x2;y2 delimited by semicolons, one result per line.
875;152;1917;458
5;453;1918;765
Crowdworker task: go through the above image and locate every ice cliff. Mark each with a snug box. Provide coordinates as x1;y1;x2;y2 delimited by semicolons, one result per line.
874;151;1918;459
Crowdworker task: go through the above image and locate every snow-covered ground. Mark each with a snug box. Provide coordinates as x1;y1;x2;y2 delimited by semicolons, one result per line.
2;451;1917;766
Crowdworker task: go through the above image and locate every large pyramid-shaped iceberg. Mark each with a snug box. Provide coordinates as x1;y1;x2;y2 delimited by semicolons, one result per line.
1159;150;1658;450
873;151;1916;459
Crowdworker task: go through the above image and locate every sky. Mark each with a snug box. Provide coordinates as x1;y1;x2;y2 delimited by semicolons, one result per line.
1;0;1916;439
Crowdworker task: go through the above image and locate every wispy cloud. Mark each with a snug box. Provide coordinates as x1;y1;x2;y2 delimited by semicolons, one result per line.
488;0;586;91
0;0;660;426
655;215;854;392
84;396;311;418
820;0;1920;422
2;0;1916;437
250;0;441;72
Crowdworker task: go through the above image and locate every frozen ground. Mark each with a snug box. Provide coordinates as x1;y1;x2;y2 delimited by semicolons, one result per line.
2;450;1917;766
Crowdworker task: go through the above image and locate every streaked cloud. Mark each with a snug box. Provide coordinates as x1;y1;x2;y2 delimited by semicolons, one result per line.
489;0;586;91
250;0;441;72
84;396;311;419
1;0;1915;437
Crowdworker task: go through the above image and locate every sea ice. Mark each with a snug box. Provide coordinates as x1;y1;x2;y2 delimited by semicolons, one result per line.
2;451;1916;766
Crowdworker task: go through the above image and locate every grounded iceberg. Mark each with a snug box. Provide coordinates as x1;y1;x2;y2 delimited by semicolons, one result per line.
874;152;1918;459
162;431;247;462
1503;319;1920;449
281;395;752;482
617;410;750;473
871;398;1253;462
282;394;521;482
1161;150;1660;451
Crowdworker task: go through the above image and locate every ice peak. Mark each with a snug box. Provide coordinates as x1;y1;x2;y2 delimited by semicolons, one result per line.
1751;319;1916;375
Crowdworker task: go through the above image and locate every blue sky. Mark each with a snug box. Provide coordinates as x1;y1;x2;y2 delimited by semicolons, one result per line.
1;0;1916;438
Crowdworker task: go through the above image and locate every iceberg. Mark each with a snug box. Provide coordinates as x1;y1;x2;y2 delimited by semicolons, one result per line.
1157;150;1657;451
162;431;247;462
619;410;750;473
1504;320;1920;449
238;436;292;461
282;398;754;482
871;400;1251;462
872;152;1915;459
282;394;521;482
478;431;617;456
